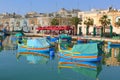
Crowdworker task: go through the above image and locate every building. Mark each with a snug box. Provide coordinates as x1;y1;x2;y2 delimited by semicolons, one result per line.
24;8;80;31
0;12;22;31
53;8;80;26
78;7;120;35
0;8;79;33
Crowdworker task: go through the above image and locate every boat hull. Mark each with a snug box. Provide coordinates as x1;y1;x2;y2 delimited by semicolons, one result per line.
58;53;102;62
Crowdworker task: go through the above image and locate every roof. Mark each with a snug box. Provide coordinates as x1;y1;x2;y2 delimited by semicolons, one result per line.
27;38;50;48
72;43;98;54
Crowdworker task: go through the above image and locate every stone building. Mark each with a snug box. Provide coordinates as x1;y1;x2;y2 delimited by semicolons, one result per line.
78;7;120;35
53;8;80;26
0;12;22;31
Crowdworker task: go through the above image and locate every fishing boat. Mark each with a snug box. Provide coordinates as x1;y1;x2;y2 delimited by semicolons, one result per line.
46;36;58;43
46;36;59;47
58;42;102;62
58;34;102;61
58;34;72;50
18;38;53;53
108;42;120;49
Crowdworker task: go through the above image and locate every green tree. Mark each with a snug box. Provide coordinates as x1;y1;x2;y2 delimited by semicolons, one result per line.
99;15;111;34
84;18;94;35
115;18;120;27
51;18;59;25
70;17;82;35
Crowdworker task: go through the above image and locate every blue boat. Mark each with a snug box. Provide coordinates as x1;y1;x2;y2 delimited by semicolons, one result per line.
58;43;102;62
58;34;72;50
18;38;53;53
46;36;58;43
108;42;120;49
58;34;103;62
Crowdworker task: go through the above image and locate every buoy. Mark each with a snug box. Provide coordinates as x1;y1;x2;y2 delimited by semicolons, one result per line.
50;51;55;60
50;47;55;51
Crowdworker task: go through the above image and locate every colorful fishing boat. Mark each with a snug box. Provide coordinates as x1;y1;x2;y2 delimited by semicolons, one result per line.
18;38;53;53
108;42;120;49
58;43;102;62
46;36;59;47
58;34;72;50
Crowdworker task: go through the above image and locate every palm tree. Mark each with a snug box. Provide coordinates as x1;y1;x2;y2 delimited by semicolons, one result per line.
84;18;94;35
115;18;120;27
99;15;111;34
70;17;82;35
51;18;59;25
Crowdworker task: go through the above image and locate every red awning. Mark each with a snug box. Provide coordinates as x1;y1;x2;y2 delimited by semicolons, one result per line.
36;26;72;31
36;27;43;30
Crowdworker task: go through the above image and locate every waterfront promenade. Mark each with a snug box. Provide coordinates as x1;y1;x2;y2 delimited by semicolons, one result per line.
24;33;120;43
81;36;120;43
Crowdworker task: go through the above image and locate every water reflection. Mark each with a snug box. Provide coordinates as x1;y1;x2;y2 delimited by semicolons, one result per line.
104;48;120;66
16;52;50;64
4;35;120;65
1;35;120;80
58;57;102;79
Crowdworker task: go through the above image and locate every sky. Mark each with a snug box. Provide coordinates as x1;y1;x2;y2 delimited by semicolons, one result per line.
0;0;120;15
